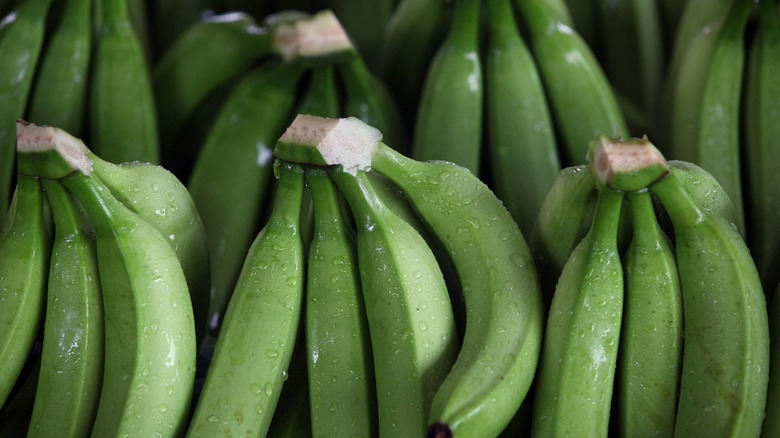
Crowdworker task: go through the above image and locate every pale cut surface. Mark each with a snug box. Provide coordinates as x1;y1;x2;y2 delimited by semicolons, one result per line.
280;114;382;175
16;121;92;174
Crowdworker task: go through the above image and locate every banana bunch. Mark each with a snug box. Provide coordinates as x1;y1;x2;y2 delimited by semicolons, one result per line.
530;134;771;437
659;0;780;297
0;121;210;436
176;10;407;336
379;0;627;239
184;114;543;437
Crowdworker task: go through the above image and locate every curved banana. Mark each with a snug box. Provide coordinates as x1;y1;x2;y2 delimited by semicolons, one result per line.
616;189;682;437
304;168;376;437
743;0;780;293
295;66;340;118
531;187;625;437
412;0;483;175
330;167;458;437
275;114;543;437
515;0;627;166
0;175;49;409
153;11;273;159
650;163;769;437
16;123;197;436
26;0;92;137
186;161;305;437
27;180;103;438
187;61;305;334
0;0;52;218
89;0;159;164
484;0;561;237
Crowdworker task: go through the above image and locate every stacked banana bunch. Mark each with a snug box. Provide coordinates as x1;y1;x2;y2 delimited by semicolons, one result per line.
0;121;210;436
169;114;544;437
531;134;773;437
380;0;628;237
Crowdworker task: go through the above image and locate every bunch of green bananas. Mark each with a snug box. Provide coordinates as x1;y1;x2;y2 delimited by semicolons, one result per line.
183;114;544;437
0;121;210;436
658;0;780;298
530;134;772;437
380;0;628;239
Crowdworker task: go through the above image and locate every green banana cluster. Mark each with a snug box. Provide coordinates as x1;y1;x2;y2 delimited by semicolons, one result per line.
0;121;210;436
242;114;543;438
531;133;771;437
382;0;627;238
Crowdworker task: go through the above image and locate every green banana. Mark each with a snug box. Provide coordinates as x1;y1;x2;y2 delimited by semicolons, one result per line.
561;0;599;56
528;164;598;299
186;161;305;438
330;167;458;437
326;0;394;69
515;0;628;165
126;0;153;61
743;0;780;293
0;175;49;409
17;123;198;436
89;0;159;164
337;54;408;153
669;0;752;234
616;189;682;437
412;0;483;175
0;0;53;220
377;0;450;120
27;179;103;438
666;160;740;230
650;164;769;437
153;11;273;160
186;61;305;335
530;188;625;437
26;0;92;137
484;0;561;237
275;114;544;437
87;154;211;348
304;167;376;437
596;0;665;130
296;66;340;118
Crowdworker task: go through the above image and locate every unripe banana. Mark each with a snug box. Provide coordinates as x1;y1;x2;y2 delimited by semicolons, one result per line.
304;168;376;437
515;0;628;166
531;188;625;437
89;0;159;165
16;124;197;437
186;161;306;438
151;0;217;56
484;0;561;237
275;114;544;437
296;66;340;119
26;0;92;137
0;175;49;409
330;167;458;437
26;179;103;438
743;0;780;294
187;61;305;334
648;153;770;437
0;0;53;219
616;189;682;438
412;0;483;175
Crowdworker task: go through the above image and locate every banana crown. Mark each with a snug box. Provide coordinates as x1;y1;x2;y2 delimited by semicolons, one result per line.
272;10;355;63
16;120;92;177
589;134;670;191
276;114;382;175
